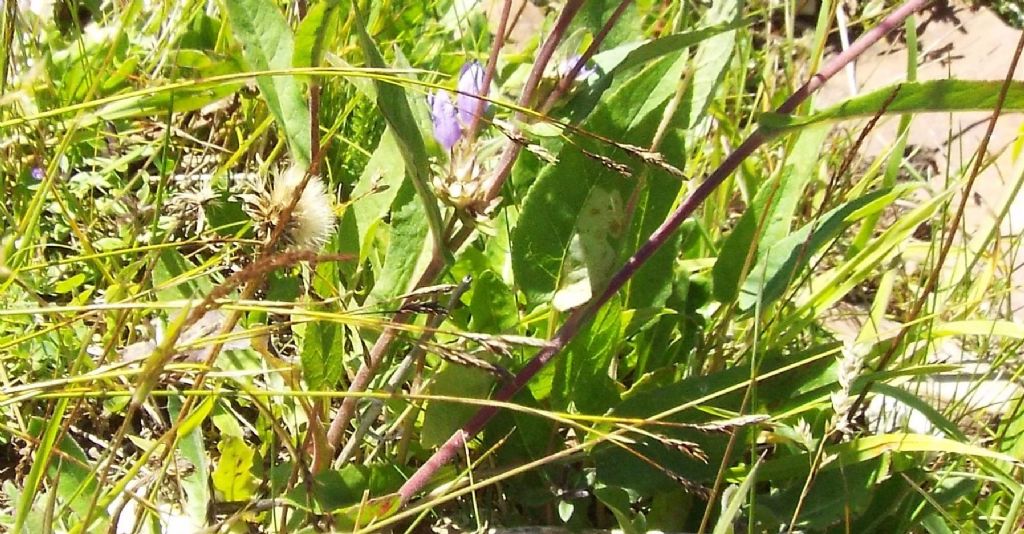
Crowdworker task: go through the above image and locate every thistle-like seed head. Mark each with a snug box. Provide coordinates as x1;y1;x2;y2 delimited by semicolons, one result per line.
242;165;336;251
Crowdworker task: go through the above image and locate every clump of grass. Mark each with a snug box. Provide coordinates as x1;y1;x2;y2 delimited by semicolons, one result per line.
2;0;1024;532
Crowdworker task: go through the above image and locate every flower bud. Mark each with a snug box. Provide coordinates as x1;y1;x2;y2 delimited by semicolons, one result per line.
427;90;462;151
456;60;488;126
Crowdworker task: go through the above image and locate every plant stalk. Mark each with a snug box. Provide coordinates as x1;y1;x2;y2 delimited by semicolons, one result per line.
396;0;932;504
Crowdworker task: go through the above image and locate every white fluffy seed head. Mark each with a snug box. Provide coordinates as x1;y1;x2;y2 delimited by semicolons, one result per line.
244;165;336;251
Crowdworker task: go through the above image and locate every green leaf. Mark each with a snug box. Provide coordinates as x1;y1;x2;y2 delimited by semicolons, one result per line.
594;486;641;534
712;455;761;534
153;250;213;301
169;396;213;525
871;383;967;441
367;178;430;304
603;20;747;75
25;415;96;521
738;185;912;312
224;0;311;166
513;54;687;311
468;269;517;332
350;128;405;255
687;0;743;126
728;433;1021;481
95;82;244;124
793;185;956;324
266;269;300;302
301;320;345;391
420;363;495;448
212;436;257;501
759;80;1024;133
350;1;446;259
553;296;623;413
282;464;404;515
622;142;684;311
712;125;828;302
755;456;881;530
54;273;86;294
294;1;342;70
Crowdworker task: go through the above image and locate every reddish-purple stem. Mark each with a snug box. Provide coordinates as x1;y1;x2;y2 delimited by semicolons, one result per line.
397;0;930;504
479;0;586;203
466;0;513;142
540;0;633;113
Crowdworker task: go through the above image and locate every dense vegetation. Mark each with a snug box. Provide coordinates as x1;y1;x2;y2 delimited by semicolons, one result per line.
2;0;1024;532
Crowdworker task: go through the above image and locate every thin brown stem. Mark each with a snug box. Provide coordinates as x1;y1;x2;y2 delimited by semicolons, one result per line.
326;223;476;455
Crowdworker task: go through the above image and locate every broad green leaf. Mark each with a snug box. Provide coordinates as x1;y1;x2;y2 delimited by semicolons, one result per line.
212;436;256;501
294;1;342;70
224;0;311;166
599;345;833;495
366;178;429;304
622;138;685;312
594;485;642;534
282;464;404;514
712;125;829;302
738;185;912;311
602;20;748;75
727;433;1020;481
513;54;686;310
266;269;300;302
573;0;642;50
301;320;345;391
553;296;623;413
350;1;445;258
153;250;213;301
468;269;517;333
759;80;1024;133
350;128;404;256
54;273;86;293
755;456;881;529
566;21;748;122
420;363;495;448
596;361;750;495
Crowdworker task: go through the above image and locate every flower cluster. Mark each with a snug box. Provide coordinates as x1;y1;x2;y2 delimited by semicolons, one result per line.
427;61;495;213
427;61;489;152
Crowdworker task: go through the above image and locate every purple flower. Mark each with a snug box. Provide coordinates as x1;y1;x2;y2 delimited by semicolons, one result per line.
427;90;462;151
456;60;488;126
558;55;597;81
31;167;44;181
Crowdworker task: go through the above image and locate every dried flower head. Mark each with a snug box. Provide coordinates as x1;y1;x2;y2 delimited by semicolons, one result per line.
242;165;336;251
165;172;218;236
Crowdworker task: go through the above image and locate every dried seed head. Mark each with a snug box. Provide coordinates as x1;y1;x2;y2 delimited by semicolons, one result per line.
242;165;336;251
